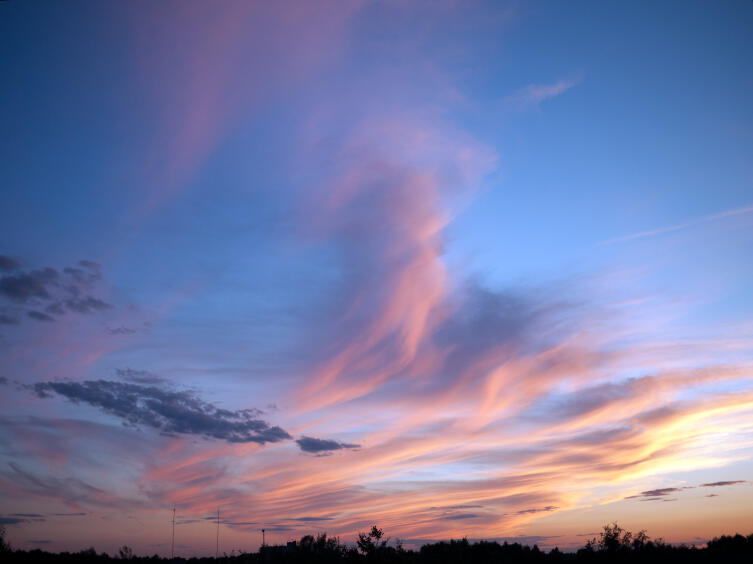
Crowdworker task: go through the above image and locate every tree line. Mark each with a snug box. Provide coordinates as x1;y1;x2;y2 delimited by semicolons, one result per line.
2;523;753;563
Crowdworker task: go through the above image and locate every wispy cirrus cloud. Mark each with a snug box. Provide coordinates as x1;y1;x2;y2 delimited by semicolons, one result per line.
507;78;580;109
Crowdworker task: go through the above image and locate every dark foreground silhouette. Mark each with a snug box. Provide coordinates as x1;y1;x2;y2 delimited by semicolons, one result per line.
3;523;753;563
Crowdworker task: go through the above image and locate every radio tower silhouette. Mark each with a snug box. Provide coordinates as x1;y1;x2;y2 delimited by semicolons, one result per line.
171;506;176;559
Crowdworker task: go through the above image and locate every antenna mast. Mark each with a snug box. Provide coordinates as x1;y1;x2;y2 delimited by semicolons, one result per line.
216;508;220;559
262;528;266;548
171;506;176;559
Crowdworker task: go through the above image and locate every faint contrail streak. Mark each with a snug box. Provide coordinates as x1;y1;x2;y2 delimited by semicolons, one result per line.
597;204;753;246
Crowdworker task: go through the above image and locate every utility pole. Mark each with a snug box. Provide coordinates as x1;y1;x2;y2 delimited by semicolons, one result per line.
216;508;220;559
261;528;265;548
171;506;176;559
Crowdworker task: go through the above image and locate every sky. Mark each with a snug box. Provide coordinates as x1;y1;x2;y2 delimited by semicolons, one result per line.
1;0;752;556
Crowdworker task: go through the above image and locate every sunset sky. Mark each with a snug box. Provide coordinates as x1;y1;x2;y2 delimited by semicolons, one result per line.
1;0;752;556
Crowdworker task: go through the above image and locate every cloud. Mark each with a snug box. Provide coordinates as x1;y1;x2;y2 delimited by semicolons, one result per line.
32;379;291;444
0;513;45;525
508;79;579;108
27;310;55;322
514;506;558;515
292;516;334;522
77;260;101;270
115;368;167;385
0;255;20;272
0;256;112;325
0;267;59;302
63;296;111;314
0;312;19;325
27;540;52;545
0;517;27;525
107;325;136;335
625;482;744;501
625;487;684;500
699;480;747;487
296;436;360;454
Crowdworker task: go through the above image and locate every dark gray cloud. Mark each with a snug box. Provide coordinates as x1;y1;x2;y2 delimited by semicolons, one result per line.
27;540;52;545
32;379;291;444
626;481;746;501
445;513;478;520
108;325;136;335
63;266;100;285
295;436;360;453
0;517;27;525
0;256;111;324
0;255;21;272
0;312;19;325
0;513;45;525
78;260;101;271
513;505;558;515
27;310;54;322
0;268;58;302
0;377;7;386
292;516;334;522
625;485;698;500
625;487;682;499
52;512;87;517
44;302;65;315
64;296;111;314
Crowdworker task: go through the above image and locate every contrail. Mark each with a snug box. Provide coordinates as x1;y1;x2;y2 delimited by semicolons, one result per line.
597;204;753;246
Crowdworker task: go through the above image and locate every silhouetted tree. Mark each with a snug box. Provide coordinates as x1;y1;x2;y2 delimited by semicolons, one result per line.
357;526;387;556
0;525;11;553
